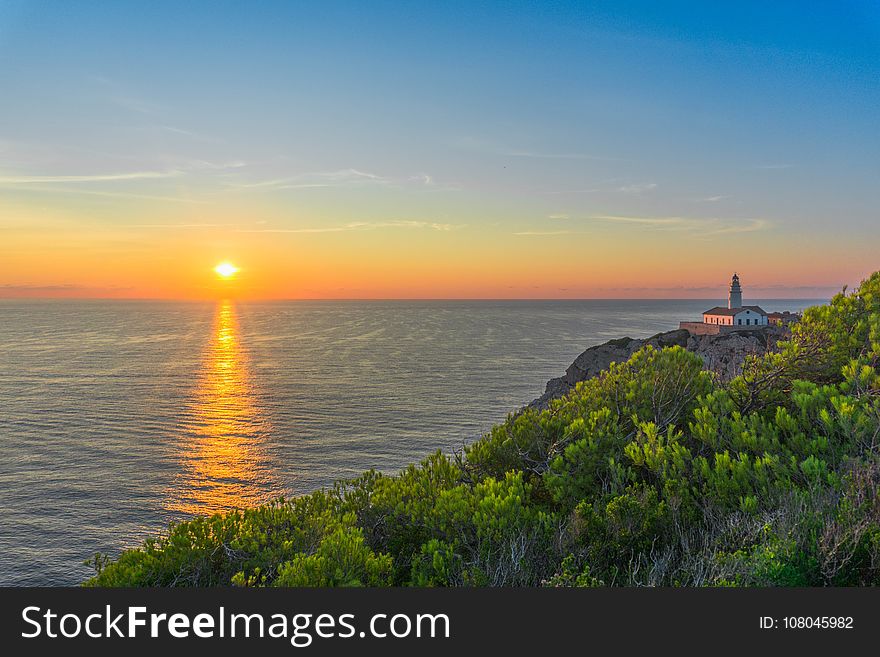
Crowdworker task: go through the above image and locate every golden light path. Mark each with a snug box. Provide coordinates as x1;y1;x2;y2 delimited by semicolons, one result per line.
166;299;278;515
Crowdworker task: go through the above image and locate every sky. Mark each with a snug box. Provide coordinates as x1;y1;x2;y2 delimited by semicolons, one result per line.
0;0;877;299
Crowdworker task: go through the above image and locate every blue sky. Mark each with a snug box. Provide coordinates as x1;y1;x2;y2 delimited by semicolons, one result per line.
0;1;877;298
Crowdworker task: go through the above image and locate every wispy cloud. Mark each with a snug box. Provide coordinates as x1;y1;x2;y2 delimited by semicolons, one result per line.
588;214;769;237
0;184;207;204
617;182;658;193
231;168;389;191
405;172;462;192
0;283;134;296
590;214;692;228
237;220;464;234
591;282;841;297
0;134;238;180
541;178;643;196
87;74;165;116
451;136;625;162
228;168;462;193
0;170;182;184
500;150;618;161
547;213;570;220
695;195;730;202
178;159;248;171
132;222;240;229
513;230;572;236
703;218;768;235
542;187;601;195
1;283;88;291
153;125;224;144
751;283;844;294
109;95;164;115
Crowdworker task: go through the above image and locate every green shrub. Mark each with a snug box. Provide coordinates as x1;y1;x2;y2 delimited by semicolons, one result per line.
273;527;393;587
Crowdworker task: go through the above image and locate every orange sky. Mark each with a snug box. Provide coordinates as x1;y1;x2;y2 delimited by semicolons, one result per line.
1;191;872;299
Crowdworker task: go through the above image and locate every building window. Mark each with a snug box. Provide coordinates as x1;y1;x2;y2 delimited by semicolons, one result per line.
738;319;742;325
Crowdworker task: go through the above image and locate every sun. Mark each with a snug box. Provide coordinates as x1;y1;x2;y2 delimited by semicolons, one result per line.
214;262;239;279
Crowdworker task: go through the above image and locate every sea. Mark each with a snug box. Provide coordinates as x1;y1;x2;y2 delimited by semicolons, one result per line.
0;298;822;585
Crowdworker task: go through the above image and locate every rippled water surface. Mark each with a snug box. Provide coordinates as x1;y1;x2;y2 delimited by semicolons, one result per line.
0;298;820;585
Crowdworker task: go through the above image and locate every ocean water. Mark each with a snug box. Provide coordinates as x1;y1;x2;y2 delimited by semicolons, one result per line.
0;298;821;585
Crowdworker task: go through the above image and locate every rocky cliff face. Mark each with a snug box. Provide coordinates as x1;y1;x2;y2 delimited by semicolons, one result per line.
529;325;788;409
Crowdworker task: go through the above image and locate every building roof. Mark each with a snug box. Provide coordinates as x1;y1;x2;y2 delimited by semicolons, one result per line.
703;305;767;316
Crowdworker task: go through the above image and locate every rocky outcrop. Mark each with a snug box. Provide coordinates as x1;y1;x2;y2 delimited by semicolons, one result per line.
685;326;785;383
529;325;788;409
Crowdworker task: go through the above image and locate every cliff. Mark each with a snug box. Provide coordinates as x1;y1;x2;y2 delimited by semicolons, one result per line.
529;325;788;409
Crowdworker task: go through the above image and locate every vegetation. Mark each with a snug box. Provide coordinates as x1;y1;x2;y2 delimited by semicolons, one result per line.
86;273;880;587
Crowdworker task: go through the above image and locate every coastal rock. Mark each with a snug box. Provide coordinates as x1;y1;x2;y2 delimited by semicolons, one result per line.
685;327;785;383
529;325;788;409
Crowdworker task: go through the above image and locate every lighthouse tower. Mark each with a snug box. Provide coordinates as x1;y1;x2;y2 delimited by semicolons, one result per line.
728;273;743;309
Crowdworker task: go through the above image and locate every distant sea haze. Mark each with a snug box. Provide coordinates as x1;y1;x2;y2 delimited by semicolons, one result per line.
0;298;821;585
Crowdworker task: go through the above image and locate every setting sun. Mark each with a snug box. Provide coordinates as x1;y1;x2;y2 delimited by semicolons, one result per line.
214;262;239;279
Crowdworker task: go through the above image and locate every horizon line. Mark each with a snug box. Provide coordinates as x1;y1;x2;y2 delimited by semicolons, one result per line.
0;295;833;303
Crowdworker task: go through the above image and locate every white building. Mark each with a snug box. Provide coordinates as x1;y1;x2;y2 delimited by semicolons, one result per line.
702;273;768;327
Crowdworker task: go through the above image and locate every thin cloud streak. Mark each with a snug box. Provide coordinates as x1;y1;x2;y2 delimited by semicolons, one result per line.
542;188;601;195
591;282;839;296
0;170;182;183
590;214;694;227
703;218;768;235
0;283;135;296
234;168;389;191
0;184;207;204
513;230;572;236
237;221;463;234
501;150;621;161
227;168;461;194
516;214;765;237
617;182;658;193
451;136;626;162
132;223;241;229
583;214;771;238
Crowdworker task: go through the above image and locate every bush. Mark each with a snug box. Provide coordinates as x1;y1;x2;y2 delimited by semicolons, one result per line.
273;527;393;587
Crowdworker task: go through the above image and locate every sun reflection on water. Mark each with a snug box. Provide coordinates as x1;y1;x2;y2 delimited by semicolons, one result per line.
166;300;279;515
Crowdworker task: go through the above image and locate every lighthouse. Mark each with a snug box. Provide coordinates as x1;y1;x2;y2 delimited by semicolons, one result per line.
680;273;771;333
728;273;743;309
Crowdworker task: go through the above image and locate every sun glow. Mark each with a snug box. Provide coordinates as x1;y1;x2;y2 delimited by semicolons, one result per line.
214;262;239;278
